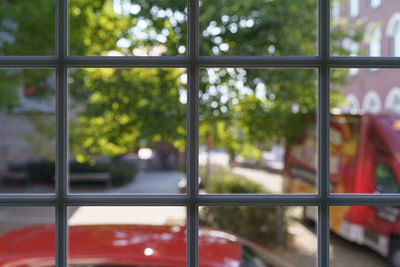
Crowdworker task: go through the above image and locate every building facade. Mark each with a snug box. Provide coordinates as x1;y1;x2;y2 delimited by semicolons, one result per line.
335;0;400;114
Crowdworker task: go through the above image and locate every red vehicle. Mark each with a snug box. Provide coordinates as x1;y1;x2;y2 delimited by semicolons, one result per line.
0;224;292;267
284;114;400;266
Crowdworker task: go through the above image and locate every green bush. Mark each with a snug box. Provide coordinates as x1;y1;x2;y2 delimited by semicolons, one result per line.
199;165;288;248
9;160;54;183
109;161;136;186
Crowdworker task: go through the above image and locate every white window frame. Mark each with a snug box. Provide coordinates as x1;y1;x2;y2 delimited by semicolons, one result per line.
349;0;359;18
370;0;381;9
385;87;400;114
0;1;399;267
362;90;382;113
386;13;400;57
365;24;382;57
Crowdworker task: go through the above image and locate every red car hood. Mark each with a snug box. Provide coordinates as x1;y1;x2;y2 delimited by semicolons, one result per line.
0;224;241;267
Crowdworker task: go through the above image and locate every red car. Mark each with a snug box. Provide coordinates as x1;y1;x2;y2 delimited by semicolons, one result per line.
0;224;292;267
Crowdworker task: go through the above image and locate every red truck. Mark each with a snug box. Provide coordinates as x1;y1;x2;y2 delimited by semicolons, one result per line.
284;114;400;267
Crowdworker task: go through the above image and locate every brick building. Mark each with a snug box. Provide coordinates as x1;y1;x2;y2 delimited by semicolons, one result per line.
334;0;400;114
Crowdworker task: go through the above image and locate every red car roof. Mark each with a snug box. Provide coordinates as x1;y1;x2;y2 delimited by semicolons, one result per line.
0;224;241;267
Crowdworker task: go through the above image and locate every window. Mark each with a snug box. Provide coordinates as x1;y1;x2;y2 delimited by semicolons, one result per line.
343;94;360;114
349;0;359;18
386;13;400;56
385;87;400;114
1;1;400;267
365;25;382;57
331;0;340;23
370;0;381;9
363;91;382;113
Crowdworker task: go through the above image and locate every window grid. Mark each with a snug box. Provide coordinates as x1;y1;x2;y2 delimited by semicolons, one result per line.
0;0;400;267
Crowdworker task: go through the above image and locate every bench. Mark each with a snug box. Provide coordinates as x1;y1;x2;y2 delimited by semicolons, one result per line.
0;171;29;184
69;172;111;187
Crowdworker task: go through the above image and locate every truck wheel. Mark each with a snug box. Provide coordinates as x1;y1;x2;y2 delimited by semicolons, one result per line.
388;238;400;267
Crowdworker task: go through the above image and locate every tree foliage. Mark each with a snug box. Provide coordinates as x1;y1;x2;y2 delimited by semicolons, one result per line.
0;0;354;161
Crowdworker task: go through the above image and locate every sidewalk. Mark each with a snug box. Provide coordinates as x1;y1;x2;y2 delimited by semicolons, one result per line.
109;170;182;194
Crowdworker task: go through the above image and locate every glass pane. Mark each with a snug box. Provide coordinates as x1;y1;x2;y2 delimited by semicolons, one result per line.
0;0;55;56
330;68;400;194
199;206;317;266
200;0;317;56
0;69;55;194
0;206;55;266
69;0;187;56
68;68;187;194
199;68;317;194
330;206;393;267
330;0;400;57
68;206;186;266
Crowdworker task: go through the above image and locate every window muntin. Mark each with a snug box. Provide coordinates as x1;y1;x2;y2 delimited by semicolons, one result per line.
1;1;400;267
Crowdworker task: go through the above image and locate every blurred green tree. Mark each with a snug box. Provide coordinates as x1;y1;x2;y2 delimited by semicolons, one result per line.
0;0;355;162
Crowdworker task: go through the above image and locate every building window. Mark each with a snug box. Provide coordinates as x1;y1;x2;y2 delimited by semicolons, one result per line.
349;0;359;18
367;27;382;57
394;24;400;57
363;91;382;113
332;0;340;21
343;94;360;114
386;13;400;56
343;38;359;74
384;87;400;114
370;0;381;9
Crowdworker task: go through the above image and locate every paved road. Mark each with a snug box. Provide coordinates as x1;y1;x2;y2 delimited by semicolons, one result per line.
109;170;182;194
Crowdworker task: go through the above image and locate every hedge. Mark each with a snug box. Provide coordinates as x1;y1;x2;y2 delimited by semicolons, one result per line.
199;165;288;247
9;159;136;186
